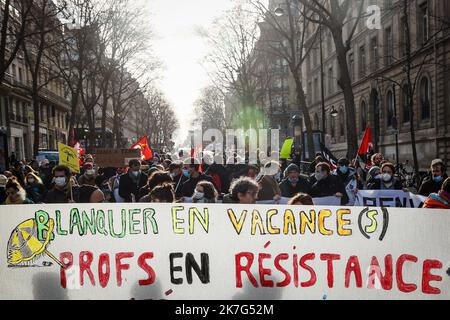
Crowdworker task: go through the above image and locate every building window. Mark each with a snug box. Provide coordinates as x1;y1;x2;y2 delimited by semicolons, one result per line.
314;113;319;130
348;52;354;82
400;16;408;57
402;84;410;123
330;113;335;138
419;3;429;44
328;66;333;95
371;37;378;72
339;106;345;137
420;76;431;120
385;27;394;65
361;100;367;132
386;90;395;128
359;45;366;78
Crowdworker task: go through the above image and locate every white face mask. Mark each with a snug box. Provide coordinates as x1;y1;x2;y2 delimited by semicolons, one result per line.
131;170;140;177
28;178;35;184
193;191;204;200
54;177;67;187
382;173;393;183
86;170;95;176
315;172;326;181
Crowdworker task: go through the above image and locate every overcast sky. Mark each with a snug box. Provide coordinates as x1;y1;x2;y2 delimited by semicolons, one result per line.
146;0;237;145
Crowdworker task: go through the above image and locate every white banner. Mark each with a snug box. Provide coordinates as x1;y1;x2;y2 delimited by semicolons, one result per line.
355;190;427;208
1;203;449;300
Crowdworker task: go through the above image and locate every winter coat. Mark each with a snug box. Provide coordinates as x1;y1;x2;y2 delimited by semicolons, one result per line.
419;174;449;197
310;174;348;205
279;176;311;198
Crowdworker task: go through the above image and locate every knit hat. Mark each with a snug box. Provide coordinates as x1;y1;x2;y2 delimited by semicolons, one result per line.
285;163;300;174
368;166;381;177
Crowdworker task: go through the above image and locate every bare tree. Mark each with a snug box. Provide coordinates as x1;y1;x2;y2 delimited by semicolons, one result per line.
0;0;33;84
252;0;318;160
193;86;227;133
100;0;158;148
199;2;264;130
297;0;365;158
19;0;67;156
371;0;450;186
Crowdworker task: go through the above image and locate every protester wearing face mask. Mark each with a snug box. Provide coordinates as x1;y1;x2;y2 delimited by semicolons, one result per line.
78;163;97;187
367;163;403;190
3;177;33;205
44;165;78;203
181;158;216;198
332;158;363;204
24;172;47;204
169;162;189;199
118;159;148;203
0;175;7;203
279;163;311;198
419;159;448;197
192;181;218;203
310;163;348;205
109;167;125;203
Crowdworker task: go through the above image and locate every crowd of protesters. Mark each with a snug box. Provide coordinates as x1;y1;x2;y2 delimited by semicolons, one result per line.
0;150;449;209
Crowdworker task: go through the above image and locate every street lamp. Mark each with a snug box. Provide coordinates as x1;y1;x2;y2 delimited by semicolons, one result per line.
330;106;339;118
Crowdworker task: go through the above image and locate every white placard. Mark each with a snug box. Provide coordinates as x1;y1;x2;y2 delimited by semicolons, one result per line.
0;203;449;300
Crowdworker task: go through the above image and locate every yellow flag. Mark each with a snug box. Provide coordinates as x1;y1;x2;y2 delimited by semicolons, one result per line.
58;142;80;173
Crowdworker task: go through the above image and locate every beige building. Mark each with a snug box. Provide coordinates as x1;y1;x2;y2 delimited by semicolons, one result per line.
302;0;450;169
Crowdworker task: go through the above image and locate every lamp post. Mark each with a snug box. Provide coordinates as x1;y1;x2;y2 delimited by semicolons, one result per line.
392;84;399;168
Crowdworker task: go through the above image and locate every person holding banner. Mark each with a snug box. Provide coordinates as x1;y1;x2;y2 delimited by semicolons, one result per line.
423;177;450;209
310;162;348;205
44;165;78;204
367;163;403;191
332;158;362;206
279;164;311;198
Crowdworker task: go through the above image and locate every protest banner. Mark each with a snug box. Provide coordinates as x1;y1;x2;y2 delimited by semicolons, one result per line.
93;149;141;168
58;143;80;173
0;203;449;300
355;190;427;208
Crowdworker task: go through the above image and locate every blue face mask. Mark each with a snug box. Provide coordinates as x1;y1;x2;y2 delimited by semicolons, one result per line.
183;170;190;178
434;176;444;183
339;166;349;174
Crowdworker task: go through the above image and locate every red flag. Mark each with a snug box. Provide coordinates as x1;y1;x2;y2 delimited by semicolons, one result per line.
191;146;203;173
131;136;153;161
357;125;374;167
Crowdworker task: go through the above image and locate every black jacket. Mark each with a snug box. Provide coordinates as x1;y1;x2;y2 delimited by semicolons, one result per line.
181;173;215;197
279;176;311;198
44;186;79;204
118;171;148;202
367;178;403;190
419;174;448;197
310;174;349;205
173;174;189;199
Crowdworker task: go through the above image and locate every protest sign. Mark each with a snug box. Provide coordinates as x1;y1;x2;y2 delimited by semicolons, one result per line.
58;143;80;173
93;149;141;168
280;138;294;160
1;203;449;300
355;190;427;208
